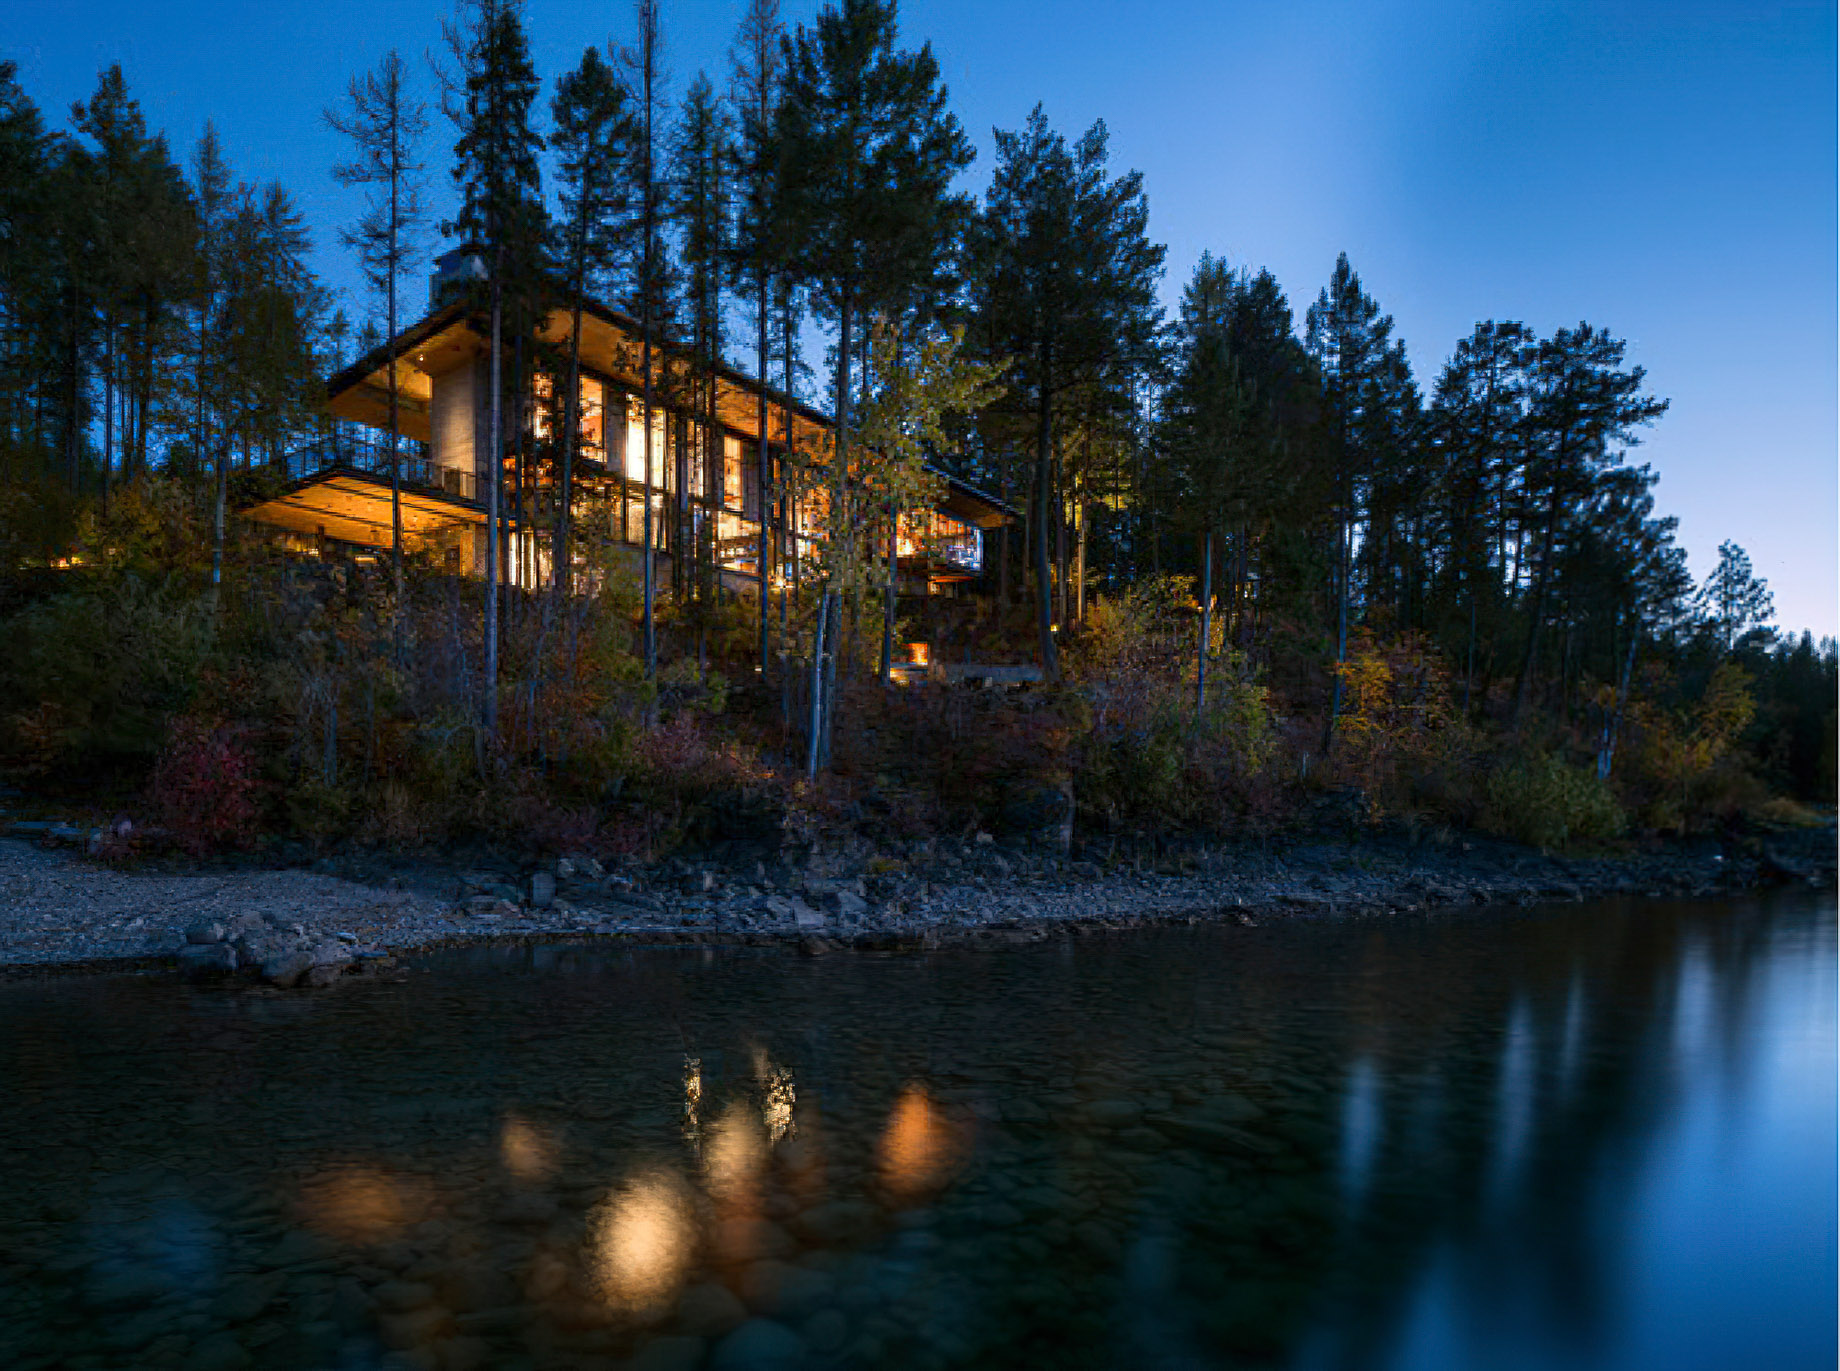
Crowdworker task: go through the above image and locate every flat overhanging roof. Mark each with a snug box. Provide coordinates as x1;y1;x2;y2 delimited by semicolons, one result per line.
324;298;1020;529
240;466;483;548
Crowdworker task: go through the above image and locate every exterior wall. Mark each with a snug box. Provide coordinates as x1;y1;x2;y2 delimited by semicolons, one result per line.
428;360;477;491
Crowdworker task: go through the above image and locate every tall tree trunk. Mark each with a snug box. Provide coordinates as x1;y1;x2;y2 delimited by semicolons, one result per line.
1324;474;1350;752
642;308;657;690
388;255;403;601
879;514;897;684
1034;349;1059;680
819;290;854;767
554;283;585;599
806;589;830;779
1512;486;1562;724
756;274;771;679
1197;527;1212;714
483;251;503;742
1598;613;1640;780
101;323;113;517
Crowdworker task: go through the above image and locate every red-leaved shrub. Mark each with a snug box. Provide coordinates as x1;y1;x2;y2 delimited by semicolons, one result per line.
149;719;260;855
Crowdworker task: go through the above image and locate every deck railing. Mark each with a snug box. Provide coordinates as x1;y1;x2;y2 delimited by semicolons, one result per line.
281;437;477;502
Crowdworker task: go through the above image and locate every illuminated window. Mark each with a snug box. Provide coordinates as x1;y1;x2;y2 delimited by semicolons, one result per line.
622;396;669;485
580;376;605;452
722;434;746;510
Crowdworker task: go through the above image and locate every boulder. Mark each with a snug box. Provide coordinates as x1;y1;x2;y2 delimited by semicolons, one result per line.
260;949;316;989
530;872;556;908
820;890;867;923
184;921;225;945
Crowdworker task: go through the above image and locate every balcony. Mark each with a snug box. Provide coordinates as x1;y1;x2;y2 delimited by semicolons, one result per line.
281;437;477;504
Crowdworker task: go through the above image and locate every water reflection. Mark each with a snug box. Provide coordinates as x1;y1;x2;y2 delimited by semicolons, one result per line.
0;891;1830;1370
705;1100;767;1208
878;1085;962;1199
296;1164;430;1243
585;1166;697;1315
498;1113;558;1181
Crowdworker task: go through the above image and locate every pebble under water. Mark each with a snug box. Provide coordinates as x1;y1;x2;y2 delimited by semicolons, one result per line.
1;890;1833;1371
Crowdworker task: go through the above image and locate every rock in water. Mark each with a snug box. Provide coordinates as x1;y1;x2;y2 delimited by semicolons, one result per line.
184;921;226;945
260;950;316;989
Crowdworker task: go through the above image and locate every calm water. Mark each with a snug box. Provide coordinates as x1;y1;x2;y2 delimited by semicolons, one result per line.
1;892;1833;1371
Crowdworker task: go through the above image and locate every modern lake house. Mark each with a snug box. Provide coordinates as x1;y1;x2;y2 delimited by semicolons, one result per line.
242;249;1014;597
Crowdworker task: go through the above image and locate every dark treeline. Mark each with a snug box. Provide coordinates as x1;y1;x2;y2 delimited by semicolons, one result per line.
0;0;1830;858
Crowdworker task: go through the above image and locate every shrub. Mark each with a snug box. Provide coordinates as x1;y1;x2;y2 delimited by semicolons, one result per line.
0;573;214;773
1483;754;1625;850
149;719;261;855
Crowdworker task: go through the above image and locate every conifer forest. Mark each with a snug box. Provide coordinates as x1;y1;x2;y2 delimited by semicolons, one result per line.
0;0;1831;862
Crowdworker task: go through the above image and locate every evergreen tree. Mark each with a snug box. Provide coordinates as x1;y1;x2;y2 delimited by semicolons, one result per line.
1304;253;1415;742
0;62;49;464
620;0;675;691
1511;323;1667;720
773;0;974;752
1426;319;1534;710
548;44;634;597
668;72;731;616
1161;253;1254;709
442;0;547;741
728;0;785;675
970;106;1162;680
326;48;429;597
1697;540;1775;656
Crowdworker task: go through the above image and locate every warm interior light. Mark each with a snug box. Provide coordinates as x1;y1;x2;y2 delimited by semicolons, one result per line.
907;642;930;667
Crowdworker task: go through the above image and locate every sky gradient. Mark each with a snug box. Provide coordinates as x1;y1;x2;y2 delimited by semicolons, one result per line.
6;0;1834;634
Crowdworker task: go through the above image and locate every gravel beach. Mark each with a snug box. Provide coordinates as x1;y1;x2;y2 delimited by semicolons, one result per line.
3;823;1830;978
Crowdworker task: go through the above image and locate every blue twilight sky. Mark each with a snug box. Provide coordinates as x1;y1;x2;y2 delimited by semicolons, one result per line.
5;0;1835;634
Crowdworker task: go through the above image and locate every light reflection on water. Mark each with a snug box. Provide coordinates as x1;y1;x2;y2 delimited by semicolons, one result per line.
0;890;1832;1370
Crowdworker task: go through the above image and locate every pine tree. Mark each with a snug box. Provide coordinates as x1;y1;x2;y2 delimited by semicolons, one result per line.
1698;540;1775;656
1304;253;1414;743
668;72;731;617
1511;323;1667;720
969;107;1162;680
326;48;429;599
774;0;974;630
620;0;675;691
186;124;234;583
548;44;634;597
443;0;547;742
728;0;784;676
1427;320;1533;710
1162;253;1257;710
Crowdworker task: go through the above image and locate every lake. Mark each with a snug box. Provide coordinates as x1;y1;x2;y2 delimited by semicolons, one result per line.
1;889;1832;1371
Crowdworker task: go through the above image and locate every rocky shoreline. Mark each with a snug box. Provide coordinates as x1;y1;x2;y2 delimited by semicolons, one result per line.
1;821;1832;985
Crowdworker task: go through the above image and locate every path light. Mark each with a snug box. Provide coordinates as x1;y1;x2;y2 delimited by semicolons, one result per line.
584;1168;697;1315
499;1114;557;1182
877;1086;962;1199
